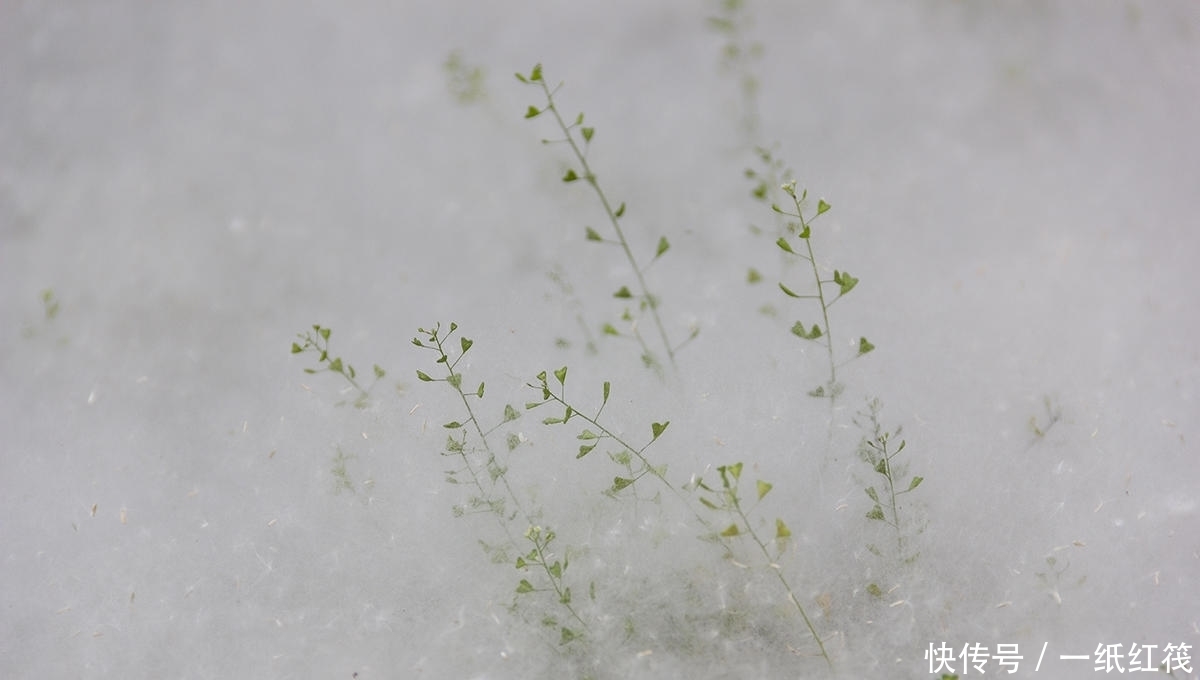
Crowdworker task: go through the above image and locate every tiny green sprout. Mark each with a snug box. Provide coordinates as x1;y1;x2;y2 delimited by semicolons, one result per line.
694;460;830;668
42;289;60;320
1028;395;1063;442
518;64;690;369
330;447;356;495
856;398;923;564
290;325;384;407
415;323;590;645
443;50;487;105
771;174;872;400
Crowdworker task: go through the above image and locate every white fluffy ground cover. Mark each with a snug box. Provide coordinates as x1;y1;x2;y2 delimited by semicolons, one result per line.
2;2;1197;678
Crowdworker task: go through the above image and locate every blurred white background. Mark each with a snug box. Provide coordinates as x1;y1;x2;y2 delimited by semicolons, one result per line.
2;1;1197;678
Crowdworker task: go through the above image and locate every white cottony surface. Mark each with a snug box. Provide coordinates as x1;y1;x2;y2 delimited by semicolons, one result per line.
2;2;1198;678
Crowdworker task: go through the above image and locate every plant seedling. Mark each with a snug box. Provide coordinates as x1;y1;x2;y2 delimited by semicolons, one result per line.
443;50;488;105
855;398;923;564
414;323;590;640
330;447;357;495
517;64;697;370
773;180;874;399
689;462;831;669
708;0;765;136
291;325;385;408
1028;394;1063;441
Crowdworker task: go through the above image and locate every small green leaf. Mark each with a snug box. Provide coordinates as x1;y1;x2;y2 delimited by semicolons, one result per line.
655;236;670;258
524;105;541;119
290;343;303;354
443;421;463;429
866;505;885;521
601;323;619;335
581;127;594;142
756;480;773;500
613;286;632;299
699;497;718;510
553;366;567;385
328;357;343;373
865;486;879;503
461;337;473;353
799;224;811;239
650;421;669;440
746;268;762;284
577;443;596;458
317;326;331;340
562;168;579;182
476;382;485;398
516;579;535;594
791;322;822;340
612;477;634;492
776;237;795;254
721;523;740;537
875;459;887;475
779;282;801;298
866;582;883;597
817;199;831;215
560;627;578;644
515;556;526;569
614;202;626;218
530;64;543;81
549;561;562;579
907;476;924;491
373;364;385;379
503;404;520;422
585;226;603;241
775;518;791;539
447;373;462;389
602;381;610;404
560;587;571;605
858;337;876;355
834;270;859;295
577;429;599;440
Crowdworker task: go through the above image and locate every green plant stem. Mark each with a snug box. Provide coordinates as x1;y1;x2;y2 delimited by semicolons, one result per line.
418;325;589;635
786;194;837;393
528;72;677;366
531;382;686;506
525;528;588;630
721;472;831;669
423;328;529;533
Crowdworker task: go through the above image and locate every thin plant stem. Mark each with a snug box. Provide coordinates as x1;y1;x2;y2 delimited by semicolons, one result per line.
520;65;679;367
